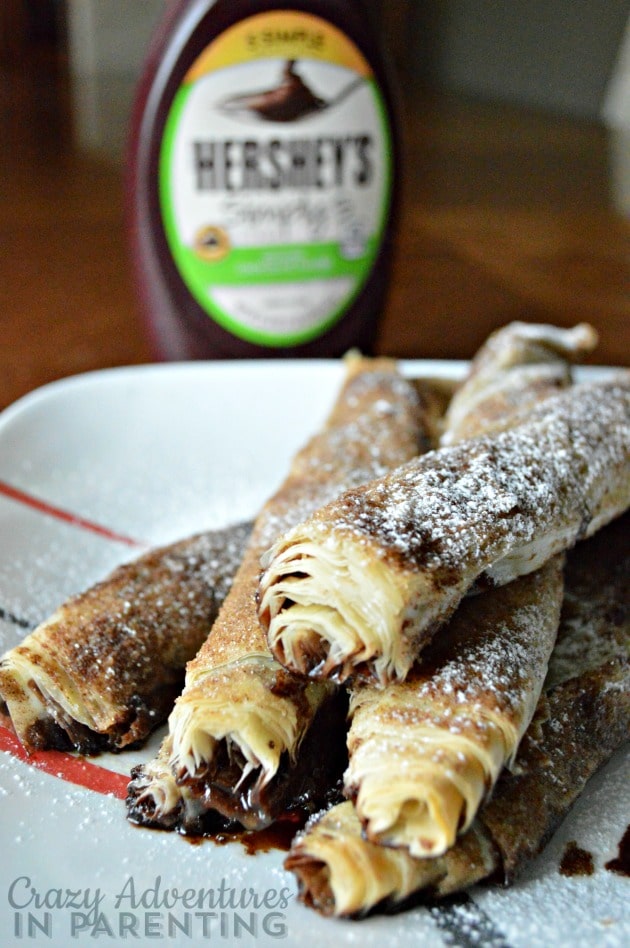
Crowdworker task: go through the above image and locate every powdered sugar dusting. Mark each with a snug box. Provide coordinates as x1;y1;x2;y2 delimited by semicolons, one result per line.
314;378;630;582
409;572;561;723
255;369;428;554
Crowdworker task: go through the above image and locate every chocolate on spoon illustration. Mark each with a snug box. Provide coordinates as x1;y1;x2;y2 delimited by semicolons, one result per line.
220;60;363;122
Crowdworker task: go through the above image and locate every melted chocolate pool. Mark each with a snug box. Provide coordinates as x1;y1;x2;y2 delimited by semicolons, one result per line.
604;825;630;877
559;841;594;877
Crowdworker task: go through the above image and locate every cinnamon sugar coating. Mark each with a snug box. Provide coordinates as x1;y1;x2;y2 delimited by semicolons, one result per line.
340;323;595;856
129;357;441;831
284;512;630;915
261;375;630;683
0;522;251;752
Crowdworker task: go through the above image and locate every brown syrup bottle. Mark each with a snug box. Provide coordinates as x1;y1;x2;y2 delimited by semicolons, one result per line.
127;0;400;359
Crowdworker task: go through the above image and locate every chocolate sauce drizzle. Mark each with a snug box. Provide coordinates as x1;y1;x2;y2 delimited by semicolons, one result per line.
605;825;630;877
559;841;595;877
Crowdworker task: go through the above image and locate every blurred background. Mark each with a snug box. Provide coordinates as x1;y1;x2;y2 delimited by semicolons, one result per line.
1;0;629;408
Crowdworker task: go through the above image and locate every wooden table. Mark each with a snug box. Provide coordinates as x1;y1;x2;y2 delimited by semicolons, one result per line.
1;58;628;411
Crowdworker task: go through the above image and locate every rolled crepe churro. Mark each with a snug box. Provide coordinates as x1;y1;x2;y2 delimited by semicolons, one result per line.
128;355;441;831
0;522;251;753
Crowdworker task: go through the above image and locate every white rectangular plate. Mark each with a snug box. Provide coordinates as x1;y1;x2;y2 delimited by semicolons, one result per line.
0;361;627;948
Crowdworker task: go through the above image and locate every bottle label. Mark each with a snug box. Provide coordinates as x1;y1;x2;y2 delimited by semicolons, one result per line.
159;10;393;346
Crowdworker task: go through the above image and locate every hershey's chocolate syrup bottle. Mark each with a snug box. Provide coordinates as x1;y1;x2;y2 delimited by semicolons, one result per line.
127;0;400;359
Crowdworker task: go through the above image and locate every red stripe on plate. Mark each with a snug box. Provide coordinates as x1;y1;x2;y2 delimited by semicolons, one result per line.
0;479;145;548
0;725;129;799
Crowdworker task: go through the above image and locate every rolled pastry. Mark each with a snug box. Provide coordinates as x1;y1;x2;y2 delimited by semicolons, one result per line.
285;512;630;916
285;800;496;916
437;323;611;672
342;323;598;855
127;356;439;831
441;321;598;444
346;557;564;856
0;522;251;753
259;374;630;685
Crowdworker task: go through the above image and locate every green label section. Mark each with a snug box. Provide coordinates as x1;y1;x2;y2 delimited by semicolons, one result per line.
175;243;376;346
168;240;376;346
175;238;377;286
